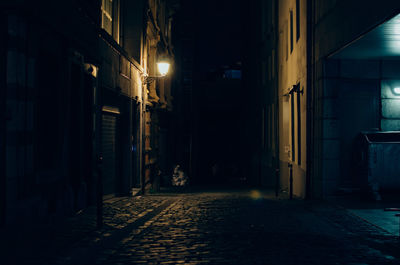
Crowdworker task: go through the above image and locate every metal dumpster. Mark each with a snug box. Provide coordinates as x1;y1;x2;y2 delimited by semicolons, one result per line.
359;131;400;196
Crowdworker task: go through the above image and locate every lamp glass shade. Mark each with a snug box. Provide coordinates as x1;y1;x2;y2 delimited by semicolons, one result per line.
157;61;170;76
393;87;400;95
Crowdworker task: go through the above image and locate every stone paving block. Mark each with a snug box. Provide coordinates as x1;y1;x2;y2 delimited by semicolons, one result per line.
2;191;400;264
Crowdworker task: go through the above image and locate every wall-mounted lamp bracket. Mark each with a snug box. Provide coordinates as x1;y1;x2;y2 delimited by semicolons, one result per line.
142;74;164;85
288;84;303;95
141;57;170;85
143;76;156;84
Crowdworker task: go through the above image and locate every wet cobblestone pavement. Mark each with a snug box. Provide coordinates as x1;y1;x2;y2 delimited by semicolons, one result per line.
2;190;400;264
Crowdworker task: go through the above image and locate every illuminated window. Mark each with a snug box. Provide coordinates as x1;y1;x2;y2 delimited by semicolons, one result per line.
101;0;120;43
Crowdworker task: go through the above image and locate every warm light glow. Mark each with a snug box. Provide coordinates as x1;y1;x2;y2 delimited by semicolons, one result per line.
157;62;170;76
393;87;400;95
249;190;262;200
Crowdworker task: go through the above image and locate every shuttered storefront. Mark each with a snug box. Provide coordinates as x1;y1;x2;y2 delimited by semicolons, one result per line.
102;109;119;195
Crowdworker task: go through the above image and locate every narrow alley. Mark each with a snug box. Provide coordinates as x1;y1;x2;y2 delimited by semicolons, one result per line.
2;190;399;265
2;1;400;264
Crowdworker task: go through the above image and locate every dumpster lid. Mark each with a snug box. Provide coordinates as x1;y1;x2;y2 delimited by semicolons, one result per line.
361;131;400;143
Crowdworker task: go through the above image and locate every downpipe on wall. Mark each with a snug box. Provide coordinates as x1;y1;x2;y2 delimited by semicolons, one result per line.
96;155;103;228
305;0;315;199
274;0;281;198
94;68;103;229
275;167;280;197
288;163;293;200
0;14;7;227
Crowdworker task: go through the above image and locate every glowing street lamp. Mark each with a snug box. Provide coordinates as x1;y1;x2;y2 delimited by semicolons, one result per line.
157;60;170;76
143;58;171;84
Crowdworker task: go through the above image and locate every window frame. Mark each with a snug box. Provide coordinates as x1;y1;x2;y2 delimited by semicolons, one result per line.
101;0;120;44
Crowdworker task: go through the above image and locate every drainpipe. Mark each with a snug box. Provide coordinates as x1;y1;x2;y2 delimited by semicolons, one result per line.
289;163;293;200
274;0;280;198
94;68;103;229
96;155;103;228
305;0;314;199
0;15;7;227
140;71;148;196
93;65;103;228
128;97;132;193
141;94;146;195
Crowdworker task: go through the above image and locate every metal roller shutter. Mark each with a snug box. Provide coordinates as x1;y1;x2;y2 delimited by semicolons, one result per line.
102;113;117;195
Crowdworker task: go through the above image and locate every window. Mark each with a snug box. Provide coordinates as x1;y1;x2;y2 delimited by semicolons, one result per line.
296;0;300;41
102;0;113;34
291;87;295;162
290;10;293;53
290;83;302;164
284;19;288;61
101;0;120;43
297;85;302;165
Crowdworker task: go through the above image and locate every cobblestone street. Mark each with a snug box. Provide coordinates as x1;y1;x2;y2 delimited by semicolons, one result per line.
2;190;400;264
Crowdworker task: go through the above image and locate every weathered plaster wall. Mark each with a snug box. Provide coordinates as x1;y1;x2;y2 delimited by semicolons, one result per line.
278;0;308;198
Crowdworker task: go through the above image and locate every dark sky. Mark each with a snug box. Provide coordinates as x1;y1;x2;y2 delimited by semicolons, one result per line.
193;0;244;69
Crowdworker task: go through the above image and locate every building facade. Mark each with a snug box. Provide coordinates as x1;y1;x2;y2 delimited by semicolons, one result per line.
248;0;400;198
1;0;178;226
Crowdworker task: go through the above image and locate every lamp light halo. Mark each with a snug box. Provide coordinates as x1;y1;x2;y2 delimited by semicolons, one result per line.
393;87;400;95
157;61;170;76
